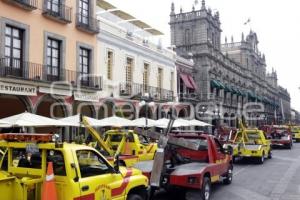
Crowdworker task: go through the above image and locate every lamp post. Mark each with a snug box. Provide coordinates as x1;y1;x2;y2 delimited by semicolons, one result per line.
212;107;220;135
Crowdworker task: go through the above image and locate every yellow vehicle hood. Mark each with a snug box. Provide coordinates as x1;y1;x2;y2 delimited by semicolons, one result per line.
119;167;142;177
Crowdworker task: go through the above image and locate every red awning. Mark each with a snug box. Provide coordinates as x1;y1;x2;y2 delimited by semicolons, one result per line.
188;76;197;90
180;74;194;89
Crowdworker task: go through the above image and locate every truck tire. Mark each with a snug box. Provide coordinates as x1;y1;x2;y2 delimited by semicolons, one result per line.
257;152;265;164
268;150;272;159
223;165;233;185
200;177;211;200
127;194;143;200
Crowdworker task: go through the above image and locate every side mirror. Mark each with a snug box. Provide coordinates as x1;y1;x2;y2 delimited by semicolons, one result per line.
113;154;120;173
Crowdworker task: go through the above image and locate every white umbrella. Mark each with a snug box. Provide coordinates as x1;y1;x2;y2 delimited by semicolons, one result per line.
155;118;191;128
59;114;99;127
93;116;134;127
189;119;212;127
0;119;10;127
0;112;66;127
132;117;157;127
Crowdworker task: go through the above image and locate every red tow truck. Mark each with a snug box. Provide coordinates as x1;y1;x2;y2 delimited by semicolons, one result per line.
134;131;233;200
260;125;293;149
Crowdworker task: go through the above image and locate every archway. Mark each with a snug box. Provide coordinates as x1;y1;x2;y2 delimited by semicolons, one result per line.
35;95;67;133
178;108;188;118
138;105;153;119
73;102;95;118
98;101;114;119
0;95;32;118
115;103;135;120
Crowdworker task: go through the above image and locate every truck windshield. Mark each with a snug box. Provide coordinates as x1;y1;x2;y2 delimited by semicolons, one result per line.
76;150;111;178
182;138;208;150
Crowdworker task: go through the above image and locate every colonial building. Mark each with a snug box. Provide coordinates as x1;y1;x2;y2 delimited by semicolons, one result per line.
96;0;177;119
170;0;291;126
0;0;101;124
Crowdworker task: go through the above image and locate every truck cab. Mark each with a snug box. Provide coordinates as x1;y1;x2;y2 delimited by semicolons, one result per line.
0;133;149;200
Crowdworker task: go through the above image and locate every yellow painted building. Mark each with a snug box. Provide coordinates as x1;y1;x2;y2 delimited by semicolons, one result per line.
0;0;101;122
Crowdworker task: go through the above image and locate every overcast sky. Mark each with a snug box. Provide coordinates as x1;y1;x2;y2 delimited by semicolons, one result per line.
107;0;300;111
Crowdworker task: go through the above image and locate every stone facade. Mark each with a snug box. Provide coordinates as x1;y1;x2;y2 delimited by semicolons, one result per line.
170;0;291;126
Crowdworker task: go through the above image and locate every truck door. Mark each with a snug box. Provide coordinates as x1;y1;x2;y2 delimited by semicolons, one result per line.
73;149;125;200
213;139;227;174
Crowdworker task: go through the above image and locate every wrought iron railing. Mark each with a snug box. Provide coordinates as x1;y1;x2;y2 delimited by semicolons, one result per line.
0;58;102;89
43;0;72;23
75;13;100;34
5;0;38;10
119;82;173;101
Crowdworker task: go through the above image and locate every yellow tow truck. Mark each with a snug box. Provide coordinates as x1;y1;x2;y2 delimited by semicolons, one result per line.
0;133;149;200
82;116;157;167
291;126;300;142
224;123;272;164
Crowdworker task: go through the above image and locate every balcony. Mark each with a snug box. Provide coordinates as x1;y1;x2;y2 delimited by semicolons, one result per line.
76;13;100;34
0;58;102;90
3;0;37;10
119;82;173;102
42;0;72;23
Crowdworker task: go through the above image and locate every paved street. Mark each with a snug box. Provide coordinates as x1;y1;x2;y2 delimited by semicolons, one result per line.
154;143;300;200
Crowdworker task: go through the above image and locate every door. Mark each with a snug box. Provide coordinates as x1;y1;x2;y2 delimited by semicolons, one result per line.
74;149;125;200
213;138;228;175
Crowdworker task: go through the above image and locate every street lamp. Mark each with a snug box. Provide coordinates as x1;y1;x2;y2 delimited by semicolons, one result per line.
212;107;220;135
198;105;208;119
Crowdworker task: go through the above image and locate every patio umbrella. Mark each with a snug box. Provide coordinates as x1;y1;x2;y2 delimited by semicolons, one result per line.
0;119;10;127
132;117;157;127
59;114;100;127
189;119;212;127
155;118;191;128
93;116;134;127
0;112;67;127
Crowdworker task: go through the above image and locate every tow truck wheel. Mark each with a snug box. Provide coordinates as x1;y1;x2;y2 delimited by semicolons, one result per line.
257;153;265;164
268;151;272;159
223;165;233;185
201;177;211;200
127;194;143;200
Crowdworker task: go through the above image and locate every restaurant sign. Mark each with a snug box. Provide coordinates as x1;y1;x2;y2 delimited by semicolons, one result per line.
0;82;37;96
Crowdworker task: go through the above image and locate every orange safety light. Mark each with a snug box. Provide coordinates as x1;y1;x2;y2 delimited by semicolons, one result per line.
0;133;53;142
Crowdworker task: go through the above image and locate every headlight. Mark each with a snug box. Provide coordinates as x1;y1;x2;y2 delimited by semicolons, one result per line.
187;176;199;185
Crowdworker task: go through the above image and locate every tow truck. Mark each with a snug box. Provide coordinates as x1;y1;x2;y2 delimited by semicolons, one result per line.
0;133;149;200
291;126;300;142
82;116;157;167
260;125;293;149
224;127;272;164
133;118;233;200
